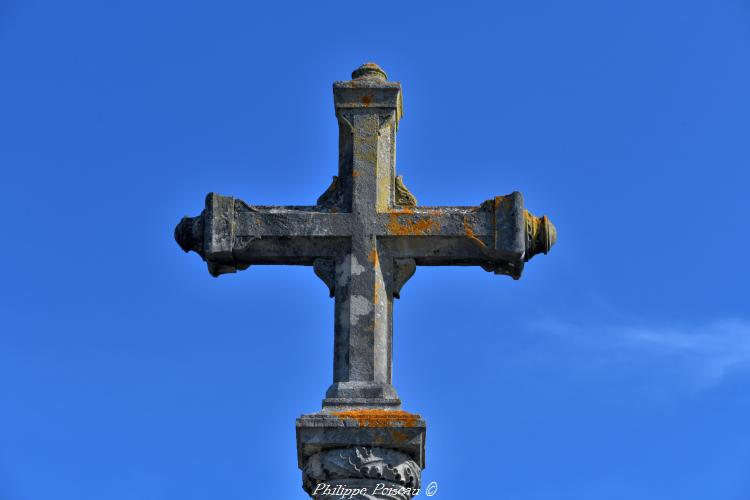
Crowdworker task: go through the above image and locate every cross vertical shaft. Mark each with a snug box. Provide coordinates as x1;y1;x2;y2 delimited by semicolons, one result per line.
327;64;402;406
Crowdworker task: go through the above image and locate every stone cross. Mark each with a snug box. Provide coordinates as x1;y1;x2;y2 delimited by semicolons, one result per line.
175;63;556;499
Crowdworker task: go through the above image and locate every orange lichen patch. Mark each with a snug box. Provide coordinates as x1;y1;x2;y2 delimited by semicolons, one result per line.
388;213;438;236
332;410;421;428
463;217;487;249
389;207;414;215
370;250;382;304
367;248;379;266
352;169;360;177
361;95;372;106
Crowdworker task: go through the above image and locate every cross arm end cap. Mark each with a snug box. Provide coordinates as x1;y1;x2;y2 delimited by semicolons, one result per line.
175;193;249;277
524;211;557;261
175;213;205;257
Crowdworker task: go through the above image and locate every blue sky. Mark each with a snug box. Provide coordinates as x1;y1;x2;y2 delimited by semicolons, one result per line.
1;1;749;499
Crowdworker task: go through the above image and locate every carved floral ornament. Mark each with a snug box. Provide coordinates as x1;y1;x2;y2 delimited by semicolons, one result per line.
303;447;420;500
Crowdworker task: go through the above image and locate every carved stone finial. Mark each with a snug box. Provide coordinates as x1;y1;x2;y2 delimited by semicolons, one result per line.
174;213;205;257
352;62;388;81
524;210;557;261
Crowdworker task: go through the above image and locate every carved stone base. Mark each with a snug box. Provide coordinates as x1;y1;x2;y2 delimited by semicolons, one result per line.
303;447;421;500
296;410;426;499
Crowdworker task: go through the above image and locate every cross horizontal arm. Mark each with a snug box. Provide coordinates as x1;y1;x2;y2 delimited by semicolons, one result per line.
374;193;554;279
175;193;353;276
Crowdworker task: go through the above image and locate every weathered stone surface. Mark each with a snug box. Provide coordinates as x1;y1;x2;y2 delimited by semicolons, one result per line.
174;62;557;499
303;447;421;500
296;411;426;468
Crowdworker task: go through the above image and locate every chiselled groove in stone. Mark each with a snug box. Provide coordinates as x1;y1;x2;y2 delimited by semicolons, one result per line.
336;111;355;133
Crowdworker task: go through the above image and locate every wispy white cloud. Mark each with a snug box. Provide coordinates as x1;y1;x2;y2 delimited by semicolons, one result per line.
529;317;750;390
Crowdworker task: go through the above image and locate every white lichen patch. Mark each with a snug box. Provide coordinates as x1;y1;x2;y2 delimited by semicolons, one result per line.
350;295;372;325
350;256;365;276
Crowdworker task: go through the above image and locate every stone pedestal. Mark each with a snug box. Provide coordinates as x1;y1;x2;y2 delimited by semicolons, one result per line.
297;410;426;499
